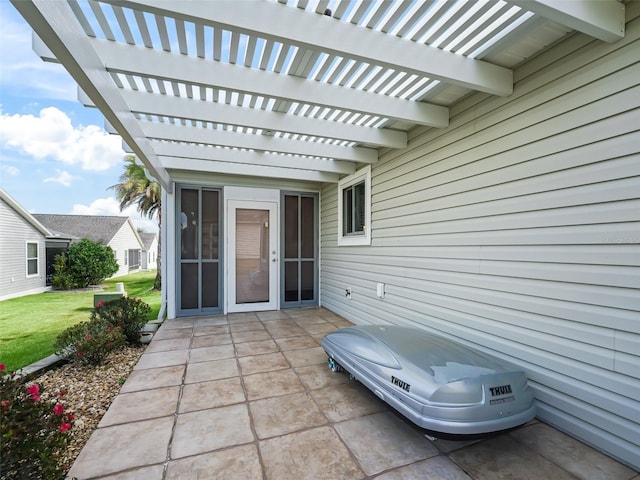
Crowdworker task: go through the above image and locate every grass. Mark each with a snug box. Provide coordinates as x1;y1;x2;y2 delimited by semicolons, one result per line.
0;271;161;371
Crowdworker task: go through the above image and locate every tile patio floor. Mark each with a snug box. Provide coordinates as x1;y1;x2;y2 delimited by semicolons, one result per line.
67;307;638;480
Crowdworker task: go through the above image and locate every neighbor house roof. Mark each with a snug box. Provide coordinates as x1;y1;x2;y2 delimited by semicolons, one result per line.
138;232;157;250
33;214;140;246
11;0;626;192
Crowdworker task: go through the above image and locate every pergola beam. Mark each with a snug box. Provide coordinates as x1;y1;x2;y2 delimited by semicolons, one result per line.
509;0;625;42
89;38;449;128
108;0;513;96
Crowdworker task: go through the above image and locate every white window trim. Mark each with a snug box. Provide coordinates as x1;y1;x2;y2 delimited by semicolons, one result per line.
337;165;371;246
26;241;39;277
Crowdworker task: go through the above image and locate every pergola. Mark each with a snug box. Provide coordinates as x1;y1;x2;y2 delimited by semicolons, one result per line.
13;0;625;192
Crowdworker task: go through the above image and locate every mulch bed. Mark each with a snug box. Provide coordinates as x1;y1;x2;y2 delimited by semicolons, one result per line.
34;346;145;473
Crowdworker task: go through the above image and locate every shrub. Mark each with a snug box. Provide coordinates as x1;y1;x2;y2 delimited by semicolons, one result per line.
92;297;151;345
0;364;74;479
53;239;119;289
51;252;73;290
54;319;126;366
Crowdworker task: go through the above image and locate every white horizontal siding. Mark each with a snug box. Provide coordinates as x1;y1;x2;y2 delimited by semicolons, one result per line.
0;199;47;300
109;221;143;277
320;6;640;470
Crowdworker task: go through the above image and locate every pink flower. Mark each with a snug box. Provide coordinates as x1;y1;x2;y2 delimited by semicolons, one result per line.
0;363;5;371
1;399;10;411
54;403;65;416
97;301;104;308
27;384;40;401
77;351;83;358
66;412;75;421
85;334;92;340
59;422;72;432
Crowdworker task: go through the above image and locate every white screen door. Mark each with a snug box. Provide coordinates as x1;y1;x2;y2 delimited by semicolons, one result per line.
227;200;278;312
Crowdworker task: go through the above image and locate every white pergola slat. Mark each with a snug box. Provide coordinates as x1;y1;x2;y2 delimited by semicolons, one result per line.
12;0;627;185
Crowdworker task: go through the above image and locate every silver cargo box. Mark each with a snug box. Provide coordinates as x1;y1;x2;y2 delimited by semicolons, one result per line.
321;325;536;435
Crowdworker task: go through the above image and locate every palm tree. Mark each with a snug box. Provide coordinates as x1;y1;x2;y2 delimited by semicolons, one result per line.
110;155;162;290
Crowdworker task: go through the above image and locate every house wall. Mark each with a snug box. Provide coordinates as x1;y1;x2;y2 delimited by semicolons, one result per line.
320;6;640;470
109;222;143;277
143;237;158;270
0;199;47;300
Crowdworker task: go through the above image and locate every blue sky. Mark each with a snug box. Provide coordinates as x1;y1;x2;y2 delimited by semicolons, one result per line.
0;2;158;232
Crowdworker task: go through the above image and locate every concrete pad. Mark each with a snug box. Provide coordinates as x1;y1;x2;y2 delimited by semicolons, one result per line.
294;316;329;326
231;329;272;343
144;337;191;353
121;365;185;393
250;392;327;439
256;310;289;321
180;377;245;413
264;326;307;338
374;456;472;480
282;346;327;367
166;444;262;479
335;411;438;476
67;416;174;479
172;404;254;458
509;423;637;480
230;322;266;332
94;464;165;480
259;426;364;480
152;327;193;340
191;333;232;348
235;339;279;357
99;386;179;427
190;343;235;363
161;318;195;329
239;352;289;375
295;364;350;390
450;434;577;480
185;358;239;384
301;322;337;335
311;382;386;422
243;369;305;401
134;349;188;370
227;312;260;323
193;325;229;336
194;316;228;327
274;335;319;351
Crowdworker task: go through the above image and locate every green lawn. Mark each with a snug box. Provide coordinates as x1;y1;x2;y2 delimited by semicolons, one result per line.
0;271;161;371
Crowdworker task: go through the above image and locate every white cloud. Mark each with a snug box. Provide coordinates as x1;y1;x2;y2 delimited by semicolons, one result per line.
1;164;19;176
0;107;124;171
44;169;75;187
72;197;159;233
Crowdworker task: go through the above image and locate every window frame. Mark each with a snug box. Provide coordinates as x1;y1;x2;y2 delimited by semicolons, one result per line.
337;165;371;246
26;241;39;277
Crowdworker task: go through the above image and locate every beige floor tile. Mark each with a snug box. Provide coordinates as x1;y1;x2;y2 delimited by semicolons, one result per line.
329;319;355;328
161;318;196;329
190;343;235;363
144;337;191;353
274;335;319;351
335;412;438;476
194;316;228;327
257;310;289;321
295;364;350;390
259;426;364;480
235;339;279;357
509;423;637;480
95;464;165;480
263;319;298;329
230;322;266;332
232;329;272;343
228;312;260;323
67;416;173;479
243;368;305;400
283;346;327;367
180;377;245;413
374;456;472;480
294;316;329;326
250;392;327;439
265;325;307;338
152;327;193;340
450;434;577;480
193;325;229;336
134;349;188;370
99;386;180;427
172;404;254;459
301;322;338;335
185;358;238;384
239;352;289;375
166;444;262;480
191;333;232;348
311;382;386;422
120;365;185;393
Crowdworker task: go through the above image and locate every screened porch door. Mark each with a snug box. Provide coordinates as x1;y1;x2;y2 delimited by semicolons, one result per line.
227;200;278;312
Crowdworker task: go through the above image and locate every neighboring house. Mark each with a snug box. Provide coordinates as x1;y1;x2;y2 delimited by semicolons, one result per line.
139;232;158;270
0;189;70;300
15;1;639;469
33;214;145;278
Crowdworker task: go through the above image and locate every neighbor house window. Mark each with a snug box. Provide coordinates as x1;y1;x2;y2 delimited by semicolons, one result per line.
337;165;371;246
26;242;39;276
